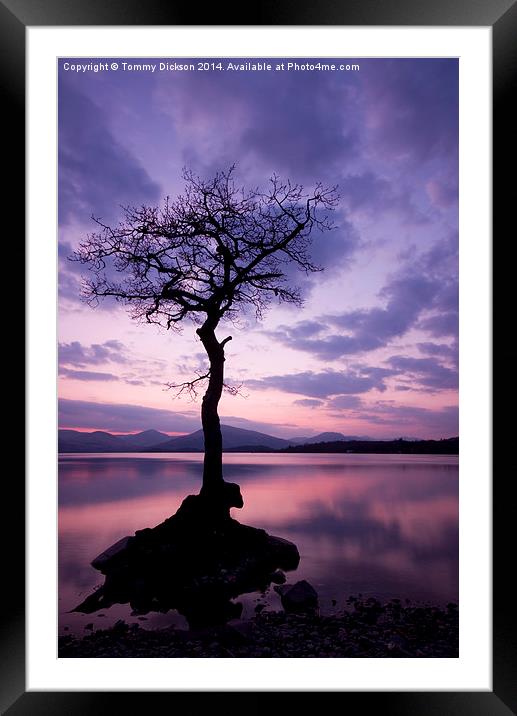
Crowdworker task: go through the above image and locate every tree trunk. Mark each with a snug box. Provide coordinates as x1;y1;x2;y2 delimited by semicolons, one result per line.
196;319;230;494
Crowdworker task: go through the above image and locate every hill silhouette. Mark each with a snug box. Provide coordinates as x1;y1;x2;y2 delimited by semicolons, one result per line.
58;426;458;454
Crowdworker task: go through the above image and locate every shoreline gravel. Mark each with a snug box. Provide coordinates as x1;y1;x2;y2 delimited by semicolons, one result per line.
58;596;458;658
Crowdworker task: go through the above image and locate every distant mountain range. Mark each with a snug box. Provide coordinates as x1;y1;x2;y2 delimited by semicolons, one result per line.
58;428;172;452
58;425;371;453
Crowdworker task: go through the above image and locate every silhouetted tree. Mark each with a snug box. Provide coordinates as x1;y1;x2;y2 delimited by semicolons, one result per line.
73;167;338;496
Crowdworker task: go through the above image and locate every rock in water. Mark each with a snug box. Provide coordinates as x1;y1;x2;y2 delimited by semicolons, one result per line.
274;580;319;614
91;535;134;571
74;482;300;628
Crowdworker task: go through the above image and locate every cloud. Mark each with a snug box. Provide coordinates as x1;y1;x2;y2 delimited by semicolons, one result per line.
58;268;82;305
410;238;459;338
416;342;455;357
159;58;457;188
58;240;124;311
426;176;458;209
58;398;199;433
59;368;119;382
59;340;128;368
155;66;364;288
281;321;324;339
417;341;458;364
339;171;428;224
361;59;458;164
59;341;173;387
57;399;300;436
363;403;458;436
325;396;458;438
56;61;459;440
346;275;440;333
58;81;160;225
387;355;458;390
293;398;325;408
265;331;374;360
252;351;458;398
219;414;299;435
158;63;362;181
240;74;359;179
280;212;361;298
269;273;442;359
326;395;363;410
268;227;459;361
247;368;389;399
58;240;83;308
417;312;458;338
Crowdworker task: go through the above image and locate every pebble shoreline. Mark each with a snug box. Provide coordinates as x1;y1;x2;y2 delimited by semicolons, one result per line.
59;597;459;658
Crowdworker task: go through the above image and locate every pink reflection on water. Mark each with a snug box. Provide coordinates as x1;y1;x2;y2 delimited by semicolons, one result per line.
59;453;458;635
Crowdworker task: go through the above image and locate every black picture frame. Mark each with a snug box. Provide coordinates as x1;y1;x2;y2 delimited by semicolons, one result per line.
4;0;514;713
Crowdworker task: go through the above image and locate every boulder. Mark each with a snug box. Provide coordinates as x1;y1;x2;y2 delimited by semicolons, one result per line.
266;536;300;571
275;580;319;614
91;535;134;571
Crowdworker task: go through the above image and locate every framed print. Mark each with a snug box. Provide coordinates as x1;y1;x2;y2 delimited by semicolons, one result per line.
4;0;514;712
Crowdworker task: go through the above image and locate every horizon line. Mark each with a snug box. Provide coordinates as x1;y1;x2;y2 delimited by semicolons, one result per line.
58;425;459;442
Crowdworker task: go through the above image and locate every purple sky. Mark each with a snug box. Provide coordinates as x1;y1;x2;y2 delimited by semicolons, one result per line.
58;58;458;439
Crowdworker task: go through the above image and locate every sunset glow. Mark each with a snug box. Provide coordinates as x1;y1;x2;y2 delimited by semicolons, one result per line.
58;58;458;439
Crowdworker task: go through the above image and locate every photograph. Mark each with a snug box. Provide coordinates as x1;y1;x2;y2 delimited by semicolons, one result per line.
0;0;507;706
56;56;460;659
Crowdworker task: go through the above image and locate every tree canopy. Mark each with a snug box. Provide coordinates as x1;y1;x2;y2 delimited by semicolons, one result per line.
73;166;339;493
73;166;339;330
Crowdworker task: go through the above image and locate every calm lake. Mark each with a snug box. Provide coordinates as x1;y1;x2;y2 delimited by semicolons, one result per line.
59;453;458;635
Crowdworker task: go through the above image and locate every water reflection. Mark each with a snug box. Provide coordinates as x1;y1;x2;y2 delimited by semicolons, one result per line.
59;453;458;634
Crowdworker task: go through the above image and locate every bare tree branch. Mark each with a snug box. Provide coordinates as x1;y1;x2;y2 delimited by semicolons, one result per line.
72;166;339;331
166;370;211;401
73;166;340;490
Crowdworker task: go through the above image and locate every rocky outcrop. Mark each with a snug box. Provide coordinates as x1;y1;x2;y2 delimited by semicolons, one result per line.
74;482;300;628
